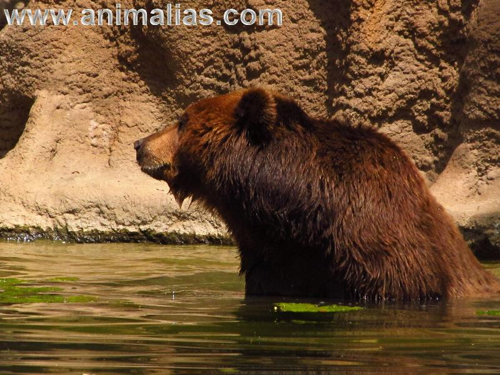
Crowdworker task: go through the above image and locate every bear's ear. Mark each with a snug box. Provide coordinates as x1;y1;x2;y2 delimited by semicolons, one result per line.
234;88;277;144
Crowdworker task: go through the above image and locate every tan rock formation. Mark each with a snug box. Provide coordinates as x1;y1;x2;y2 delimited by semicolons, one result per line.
0;0;498;256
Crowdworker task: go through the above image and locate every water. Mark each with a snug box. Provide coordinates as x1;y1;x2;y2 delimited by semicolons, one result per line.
0;241;499;374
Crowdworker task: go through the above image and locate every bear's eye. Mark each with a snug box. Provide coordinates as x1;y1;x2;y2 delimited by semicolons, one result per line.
178;114;189;132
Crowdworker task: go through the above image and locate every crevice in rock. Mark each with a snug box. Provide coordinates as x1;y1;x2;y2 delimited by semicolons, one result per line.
308;0;352;118
118;26;178;98
432;0;480;175
0;93;34;158
461;227;500;261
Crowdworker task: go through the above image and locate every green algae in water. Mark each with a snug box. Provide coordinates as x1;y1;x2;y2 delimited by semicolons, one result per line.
274;302;363;313
219;368;239;374
477;310;500;316
64;295;97;303
0;278;96;304
0;278;26;287
48;277;79;283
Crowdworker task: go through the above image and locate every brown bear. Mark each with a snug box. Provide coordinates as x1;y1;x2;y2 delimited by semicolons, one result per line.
135;88;499;300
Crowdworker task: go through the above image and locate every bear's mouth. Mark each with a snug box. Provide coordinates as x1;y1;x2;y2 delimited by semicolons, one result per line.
140;164;172;182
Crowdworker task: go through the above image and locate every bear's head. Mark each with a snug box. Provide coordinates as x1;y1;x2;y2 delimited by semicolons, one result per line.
135;88;308;209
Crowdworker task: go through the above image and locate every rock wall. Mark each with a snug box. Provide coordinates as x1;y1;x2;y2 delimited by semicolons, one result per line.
0;0;499;256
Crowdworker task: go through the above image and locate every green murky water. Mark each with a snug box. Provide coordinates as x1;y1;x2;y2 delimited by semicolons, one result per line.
0;241;500;374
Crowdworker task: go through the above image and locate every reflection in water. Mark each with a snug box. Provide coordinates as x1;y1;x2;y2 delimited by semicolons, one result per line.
0;241;499;374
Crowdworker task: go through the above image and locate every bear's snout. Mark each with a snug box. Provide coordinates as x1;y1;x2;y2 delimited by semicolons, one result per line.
134;125;179;183
134;138;145;151
134;138;147;166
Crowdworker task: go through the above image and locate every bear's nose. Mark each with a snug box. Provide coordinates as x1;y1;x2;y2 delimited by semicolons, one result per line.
134;138;145;151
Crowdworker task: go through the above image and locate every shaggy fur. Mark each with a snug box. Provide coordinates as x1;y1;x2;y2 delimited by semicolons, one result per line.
135;88;500;300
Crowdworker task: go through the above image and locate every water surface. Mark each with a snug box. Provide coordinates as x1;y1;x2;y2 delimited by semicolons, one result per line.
0;241;499;374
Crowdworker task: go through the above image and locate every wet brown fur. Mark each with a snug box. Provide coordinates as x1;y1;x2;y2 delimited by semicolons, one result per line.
136;88;500;300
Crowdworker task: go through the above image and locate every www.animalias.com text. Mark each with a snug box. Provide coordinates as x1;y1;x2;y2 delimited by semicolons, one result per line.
3;3;283;27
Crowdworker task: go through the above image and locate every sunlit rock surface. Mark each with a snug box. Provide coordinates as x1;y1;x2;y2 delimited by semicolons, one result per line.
0;0;498;255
